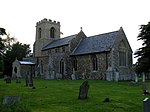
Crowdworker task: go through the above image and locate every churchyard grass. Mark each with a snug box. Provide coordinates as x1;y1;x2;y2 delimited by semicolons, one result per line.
0;78;148;112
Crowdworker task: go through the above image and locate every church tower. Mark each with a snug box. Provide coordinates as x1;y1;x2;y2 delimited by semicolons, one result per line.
33;18;60;58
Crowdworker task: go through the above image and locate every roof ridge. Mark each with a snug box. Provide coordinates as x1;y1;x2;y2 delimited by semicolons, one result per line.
42;34;78;51
87;30;119;38
59;34;77;40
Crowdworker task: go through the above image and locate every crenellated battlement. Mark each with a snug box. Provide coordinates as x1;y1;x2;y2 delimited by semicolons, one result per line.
36;18;60;26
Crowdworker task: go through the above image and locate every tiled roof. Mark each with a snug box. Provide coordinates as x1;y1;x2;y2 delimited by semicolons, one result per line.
71;31;119;55
42;34;77;51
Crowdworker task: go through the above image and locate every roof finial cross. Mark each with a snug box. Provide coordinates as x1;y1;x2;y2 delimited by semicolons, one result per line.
80;27;82;31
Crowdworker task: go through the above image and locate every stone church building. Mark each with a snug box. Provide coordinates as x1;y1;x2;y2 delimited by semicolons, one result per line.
32;18;134;81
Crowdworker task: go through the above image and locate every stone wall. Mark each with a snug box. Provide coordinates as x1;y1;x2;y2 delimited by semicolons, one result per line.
34;18;60;58
106;28;133;81
70;31;86;52
20;65;35;77
74;53;108;80
12;60;35;78
39;45;72;79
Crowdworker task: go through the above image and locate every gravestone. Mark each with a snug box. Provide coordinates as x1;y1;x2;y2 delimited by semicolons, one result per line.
114;72;119;81
71;68;76;80
142;72;145;82
142;83;150;95
103;98;110;102
50;71;55;79
134;73;138;83
5;76;11;84
71;73;76;80
3;96;20;106
78;80;89;99
143;98;150;112
25;73;33;87
16;77;21;83
45;73;50;79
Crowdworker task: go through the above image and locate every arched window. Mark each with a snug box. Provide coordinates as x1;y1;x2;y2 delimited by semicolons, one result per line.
38;28;42;38
91;54;98;71
119;51;126;66
14;67;17;73
119;41;127;67
50;27;55;38
60;59;65;78
72;57;77;71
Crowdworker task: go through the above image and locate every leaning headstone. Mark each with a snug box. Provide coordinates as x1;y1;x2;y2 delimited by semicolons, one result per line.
78;80;89;99
142;83;150;95
3;96;20;106
143;98;150;112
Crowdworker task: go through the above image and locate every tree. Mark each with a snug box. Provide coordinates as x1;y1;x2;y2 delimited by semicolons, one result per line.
2;33;16;52
3;42;31;76
0;28;6;55
0;28;7;77
134;22;150;74
0;28;6;35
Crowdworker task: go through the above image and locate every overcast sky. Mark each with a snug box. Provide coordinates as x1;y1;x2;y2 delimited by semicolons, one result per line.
0;0;149;63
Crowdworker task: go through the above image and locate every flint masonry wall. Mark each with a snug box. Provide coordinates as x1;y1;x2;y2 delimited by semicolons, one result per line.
74;52;108;80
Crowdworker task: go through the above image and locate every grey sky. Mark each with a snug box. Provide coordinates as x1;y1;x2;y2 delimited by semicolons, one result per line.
0;0;149;63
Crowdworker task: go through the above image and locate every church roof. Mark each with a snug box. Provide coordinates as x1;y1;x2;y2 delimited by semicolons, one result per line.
71;30;119;55
42;34;77;50
19;61;35;65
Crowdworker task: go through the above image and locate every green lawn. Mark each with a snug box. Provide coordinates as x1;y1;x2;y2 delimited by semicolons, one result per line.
0;78;148;112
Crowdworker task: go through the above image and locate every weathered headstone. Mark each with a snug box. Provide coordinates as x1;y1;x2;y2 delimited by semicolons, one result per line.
142;83;150;95
71;74;76;80
134;73;138;83
142;72;145;82
81;73;85;80
56;73;62;79
143;98;150;112
25;73;33;87
50;71;55;79
114;72;119;81
5;76;11;84
71;68;76;80
78;80;89;99
3;96;20;106
45;73;50;79
16;77;21;83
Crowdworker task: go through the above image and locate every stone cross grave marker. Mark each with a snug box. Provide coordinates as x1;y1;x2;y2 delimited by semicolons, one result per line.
143;98;150;112
2;96;20;106
78;80;89;99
